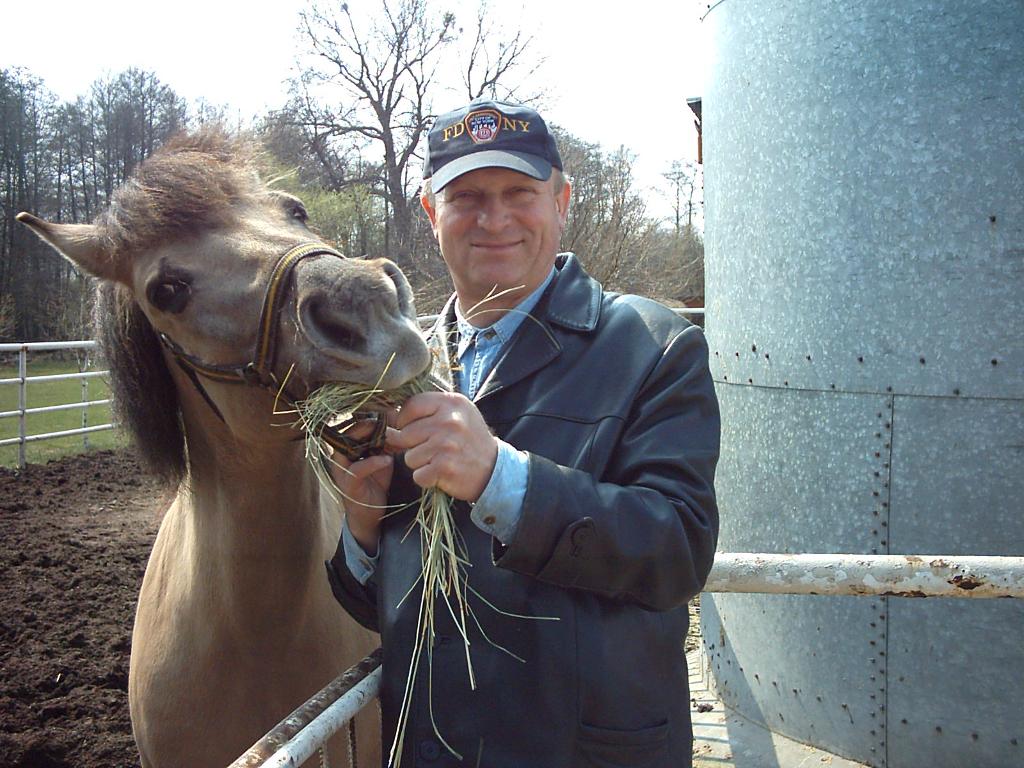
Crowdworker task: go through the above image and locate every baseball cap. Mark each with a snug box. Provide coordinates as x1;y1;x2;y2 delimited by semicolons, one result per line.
423;99;563;192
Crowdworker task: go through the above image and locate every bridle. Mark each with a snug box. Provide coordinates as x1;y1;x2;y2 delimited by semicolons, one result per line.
157;242;387;460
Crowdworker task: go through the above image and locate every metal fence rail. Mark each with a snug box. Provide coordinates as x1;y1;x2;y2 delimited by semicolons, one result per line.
0;341;112;467
235;550;1024;767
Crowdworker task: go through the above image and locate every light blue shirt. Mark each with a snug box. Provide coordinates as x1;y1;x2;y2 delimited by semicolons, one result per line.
342;271;554;584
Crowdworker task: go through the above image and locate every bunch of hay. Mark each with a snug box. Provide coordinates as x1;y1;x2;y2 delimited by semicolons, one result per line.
294;369;475;766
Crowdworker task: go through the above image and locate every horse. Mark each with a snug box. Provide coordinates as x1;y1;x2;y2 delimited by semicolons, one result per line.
17;128;430;767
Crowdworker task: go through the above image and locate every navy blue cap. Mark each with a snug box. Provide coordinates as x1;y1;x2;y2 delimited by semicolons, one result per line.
423;99;562;191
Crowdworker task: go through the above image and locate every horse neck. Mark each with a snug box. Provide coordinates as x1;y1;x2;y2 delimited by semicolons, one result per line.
177;395;332;567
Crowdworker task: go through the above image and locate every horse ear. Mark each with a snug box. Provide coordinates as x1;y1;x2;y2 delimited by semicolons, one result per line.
16;212;127;283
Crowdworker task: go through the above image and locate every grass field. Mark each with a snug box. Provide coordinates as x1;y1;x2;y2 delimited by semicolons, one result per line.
0;357;125;468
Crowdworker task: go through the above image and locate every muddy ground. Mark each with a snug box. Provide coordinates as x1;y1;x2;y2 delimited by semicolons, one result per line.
0;451;168;768
0;449;704;768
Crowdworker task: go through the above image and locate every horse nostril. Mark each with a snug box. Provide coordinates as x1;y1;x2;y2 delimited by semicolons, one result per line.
303;297;366;352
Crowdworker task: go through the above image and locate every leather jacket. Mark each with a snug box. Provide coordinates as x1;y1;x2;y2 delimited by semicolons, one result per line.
327;254;720;767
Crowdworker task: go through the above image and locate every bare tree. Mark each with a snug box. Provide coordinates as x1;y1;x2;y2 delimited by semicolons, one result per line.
557;129;653;288
662;159;699;236
289;0;539;275
458;1;541;102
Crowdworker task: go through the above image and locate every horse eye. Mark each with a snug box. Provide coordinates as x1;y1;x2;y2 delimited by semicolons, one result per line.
291;203;308;223
147;277;192;314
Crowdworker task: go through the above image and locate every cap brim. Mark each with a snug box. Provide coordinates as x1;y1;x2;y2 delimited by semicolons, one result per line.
430;150;553;191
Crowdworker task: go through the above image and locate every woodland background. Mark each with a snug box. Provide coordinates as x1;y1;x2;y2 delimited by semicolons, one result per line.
0;0;704;342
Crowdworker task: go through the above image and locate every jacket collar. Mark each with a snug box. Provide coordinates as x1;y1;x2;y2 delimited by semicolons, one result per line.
426;253;602;402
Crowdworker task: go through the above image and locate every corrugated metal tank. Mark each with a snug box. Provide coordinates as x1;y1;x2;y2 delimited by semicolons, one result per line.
700;1;1024;766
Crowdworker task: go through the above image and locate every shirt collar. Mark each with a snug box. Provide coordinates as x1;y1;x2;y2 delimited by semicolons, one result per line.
454;268;556;357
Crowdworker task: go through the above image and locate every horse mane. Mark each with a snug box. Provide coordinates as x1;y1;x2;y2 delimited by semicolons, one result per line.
96;125;264;258
91;126;267;485
95;281;185;486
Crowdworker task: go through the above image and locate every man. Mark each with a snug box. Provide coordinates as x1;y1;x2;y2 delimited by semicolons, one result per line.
325;98;720;767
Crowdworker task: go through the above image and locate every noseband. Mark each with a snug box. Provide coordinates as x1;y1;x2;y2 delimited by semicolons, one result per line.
157;242;387;460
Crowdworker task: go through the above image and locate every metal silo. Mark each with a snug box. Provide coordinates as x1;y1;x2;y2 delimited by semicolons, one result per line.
700;2;1024;767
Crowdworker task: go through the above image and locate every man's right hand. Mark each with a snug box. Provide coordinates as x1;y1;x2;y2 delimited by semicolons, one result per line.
328;451;394;555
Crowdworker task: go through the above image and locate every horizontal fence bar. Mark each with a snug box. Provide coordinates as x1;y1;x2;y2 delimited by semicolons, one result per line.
0;370;108;387
705;553;1024;599
0;399;110;420
234;551;1022;767
0;371;108;387
0;340;97;352
0;423;114;448
230;649;382;768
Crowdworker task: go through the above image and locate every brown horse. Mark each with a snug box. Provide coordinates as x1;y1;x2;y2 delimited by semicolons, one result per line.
18;129;429;767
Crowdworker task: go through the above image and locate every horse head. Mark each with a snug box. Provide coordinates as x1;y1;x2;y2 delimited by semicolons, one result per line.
18;128;431;466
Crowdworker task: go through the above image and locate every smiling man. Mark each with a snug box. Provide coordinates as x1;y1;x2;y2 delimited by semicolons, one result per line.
325;98;721;768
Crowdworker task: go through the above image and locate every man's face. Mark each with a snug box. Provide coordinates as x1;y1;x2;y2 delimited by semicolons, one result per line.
422;167;571;323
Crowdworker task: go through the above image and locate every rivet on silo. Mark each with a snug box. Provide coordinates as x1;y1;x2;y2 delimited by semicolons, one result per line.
752;344;757;352
953;388;960;395
936;726;943;734
992;358;999;366
919;357;926;364
858;356;864;363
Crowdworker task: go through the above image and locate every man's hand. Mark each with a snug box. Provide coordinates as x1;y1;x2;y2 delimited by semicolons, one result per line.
328;448;394;555
388;392;499;502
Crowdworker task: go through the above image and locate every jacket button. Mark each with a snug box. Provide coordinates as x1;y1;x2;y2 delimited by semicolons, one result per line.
570;518;595;556
418;739;441;760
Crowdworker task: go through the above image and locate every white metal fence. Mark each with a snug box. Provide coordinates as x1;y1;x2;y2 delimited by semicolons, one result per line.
0;340;112;468
233;552;1024;767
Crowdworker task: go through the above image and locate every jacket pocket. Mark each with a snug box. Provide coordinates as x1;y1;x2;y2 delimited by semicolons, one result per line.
578;720;670;768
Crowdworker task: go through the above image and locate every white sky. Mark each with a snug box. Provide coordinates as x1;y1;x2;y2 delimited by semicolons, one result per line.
3;0;707;222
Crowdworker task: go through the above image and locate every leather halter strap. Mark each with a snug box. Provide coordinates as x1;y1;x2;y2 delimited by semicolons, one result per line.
158;242;388;461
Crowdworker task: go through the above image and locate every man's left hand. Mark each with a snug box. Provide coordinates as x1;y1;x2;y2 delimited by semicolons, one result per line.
388;392;498;502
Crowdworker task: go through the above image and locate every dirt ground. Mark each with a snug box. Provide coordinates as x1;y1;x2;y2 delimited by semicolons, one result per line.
0;450;168;768
0;449;705;768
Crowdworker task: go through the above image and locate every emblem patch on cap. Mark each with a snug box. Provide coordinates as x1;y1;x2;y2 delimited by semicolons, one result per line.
465;109;502;144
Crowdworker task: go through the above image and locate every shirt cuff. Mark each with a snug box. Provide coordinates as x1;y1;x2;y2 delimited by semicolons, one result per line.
470;439;529;544
341;515;379;586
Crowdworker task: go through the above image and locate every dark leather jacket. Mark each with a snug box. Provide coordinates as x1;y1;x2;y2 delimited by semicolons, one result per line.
327;254;720;767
